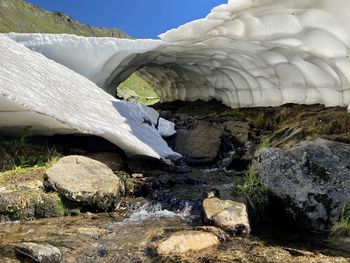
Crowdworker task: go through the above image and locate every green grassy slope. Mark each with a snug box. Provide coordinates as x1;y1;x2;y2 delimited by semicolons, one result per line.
0;0;128;37
117;72;159;105
0;0;158;105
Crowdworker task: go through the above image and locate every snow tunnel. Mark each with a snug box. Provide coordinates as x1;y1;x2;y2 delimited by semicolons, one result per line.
7;0;350;109
3;0;350;160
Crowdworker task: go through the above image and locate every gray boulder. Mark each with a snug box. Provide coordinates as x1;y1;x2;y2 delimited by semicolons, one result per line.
175;120;252;165
15;242;61;263
175;121;222;164
253;139;350;232
46;155;124;211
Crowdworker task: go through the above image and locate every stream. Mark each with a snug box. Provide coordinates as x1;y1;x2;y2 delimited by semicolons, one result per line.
0;168;349;262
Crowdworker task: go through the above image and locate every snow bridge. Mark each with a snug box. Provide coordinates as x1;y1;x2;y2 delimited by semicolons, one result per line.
1;0;350;160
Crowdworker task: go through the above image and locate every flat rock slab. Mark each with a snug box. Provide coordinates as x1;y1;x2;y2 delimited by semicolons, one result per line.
203;198;250;235
157;230;219;255
15;242;61;263
46;155;124;211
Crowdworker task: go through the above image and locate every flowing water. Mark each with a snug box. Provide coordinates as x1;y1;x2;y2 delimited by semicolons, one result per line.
0;200;193;262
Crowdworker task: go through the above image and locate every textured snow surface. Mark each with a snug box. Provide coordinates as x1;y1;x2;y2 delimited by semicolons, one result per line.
0;35;180;160
7;0;350;110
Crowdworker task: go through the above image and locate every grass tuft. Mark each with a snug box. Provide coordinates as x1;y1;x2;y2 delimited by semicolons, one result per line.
236;165;268;212
331;203;350;237
253;112;276;130
257;136;271;150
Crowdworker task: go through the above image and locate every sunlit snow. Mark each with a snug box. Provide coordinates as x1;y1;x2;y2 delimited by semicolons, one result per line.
2;0;350;159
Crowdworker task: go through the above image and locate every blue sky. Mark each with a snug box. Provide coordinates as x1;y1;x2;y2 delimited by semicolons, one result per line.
26;0;227;39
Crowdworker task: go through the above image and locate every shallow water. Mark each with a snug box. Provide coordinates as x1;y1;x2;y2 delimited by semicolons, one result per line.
0;199;349;263
0;202;192;263
0;167;349;262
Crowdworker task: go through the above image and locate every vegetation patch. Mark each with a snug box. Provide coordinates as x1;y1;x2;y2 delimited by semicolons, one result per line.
236;166;268;215
0;132;61;174
252;112;277;131
0;166;46;189
0;132;79;221
157;101;350;149
331;203;350;237
117;72;159;105
256;136;271;150
0;0;127;37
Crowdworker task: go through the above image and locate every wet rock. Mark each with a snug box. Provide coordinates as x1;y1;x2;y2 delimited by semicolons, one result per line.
157;230;219;255
124;177;157;197
253;139;350;232
45;155;124;211
195;226;230;241
175;121;222;164
202;198;250;235
0;165;73;221
15;242;61;263
84;152;125;171
0;192;65;221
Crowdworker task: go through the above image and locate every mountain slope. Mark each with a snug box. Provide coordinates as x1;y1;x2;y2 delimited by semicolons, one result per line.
0;0;158;105
0;0;128;38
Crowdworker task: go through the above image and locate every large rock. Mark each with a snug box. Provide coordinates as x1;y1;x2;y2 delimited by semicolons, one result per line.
175;121;222;164
202;198;250;235
253;139;350;232
173;116;253;166
157;230;219;255
15;242;61;263
45;155;124;211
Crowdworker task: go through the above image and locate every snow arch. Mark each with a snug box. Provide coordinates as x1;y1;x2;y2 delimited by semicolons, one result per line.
7;0;350;109
2;0;350;160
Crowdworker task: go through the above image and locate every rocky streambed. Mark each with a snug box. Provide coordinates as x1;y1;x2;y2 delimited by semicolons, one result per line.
1;101;350;262
1;171;349;263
